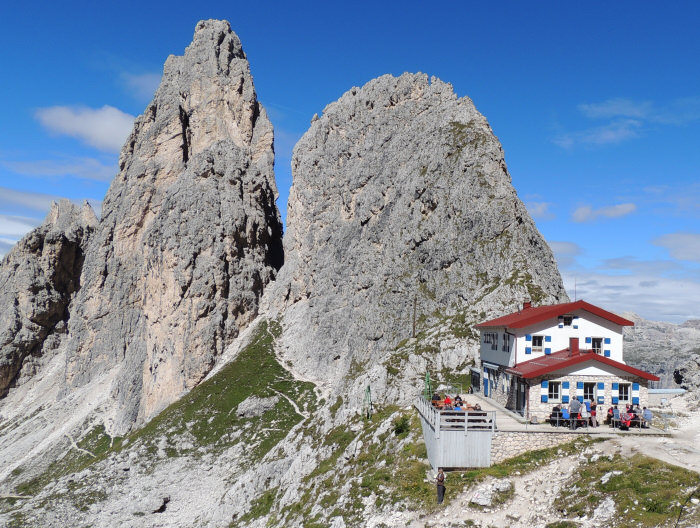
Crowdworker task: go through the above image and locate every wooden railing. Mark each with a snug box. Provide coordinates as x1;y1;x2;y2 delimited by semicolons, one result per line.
415;396;496;433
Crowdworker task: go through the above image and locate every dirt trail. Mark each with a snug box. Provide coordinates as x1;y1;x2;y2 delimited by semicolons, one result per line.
418;394;700;528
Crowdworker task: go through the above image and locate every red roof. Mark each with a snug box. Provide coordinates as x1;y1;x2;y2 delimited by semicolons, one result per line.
475;300;634;329
505;348;659;381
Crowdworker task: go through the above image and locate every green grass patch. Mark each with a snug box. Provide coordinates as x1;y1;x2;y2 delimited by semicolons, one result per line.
553;454;700;527
129;319;317;462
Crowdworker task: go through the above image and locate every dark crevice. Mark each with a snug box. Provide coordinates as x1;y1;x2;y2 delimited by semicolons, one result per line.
179;105;190;163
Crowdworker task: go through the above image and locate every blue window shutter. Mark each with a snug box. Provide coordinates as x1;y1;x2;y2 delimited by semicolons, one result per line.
577;382;584;389
612;396;619;404
542;394;548;402
633;383;639;391
545;335;552;342
585;337;592;344
558;324;563;328
545;348;551;355
573;325;578;329
612;383;619;390
525;347;532;354
604;337;611;344
604;350;611;357
562;382;570;389
632;396;640;405
597;382;605;391
597;395;605;404
541;380;548;388
562;394;569;403
525;334;532;342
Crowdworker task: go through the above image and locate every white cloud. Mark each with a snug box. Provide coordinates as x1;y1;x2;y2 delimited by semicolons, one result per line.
554;119;642;148
0;187;63;212
549;240;583;269
121;72;161;101
525;201;555;221
35;105;134;153
571;203;637;223
578;98;653;120
555;96;700;149
3;156;116;182
0;214;41;239
652;233;700;263
561;269;700;324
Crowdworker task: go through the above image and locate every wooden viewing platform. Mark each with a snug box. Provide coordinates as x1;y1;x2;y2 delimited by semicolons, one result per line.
414;396;496;469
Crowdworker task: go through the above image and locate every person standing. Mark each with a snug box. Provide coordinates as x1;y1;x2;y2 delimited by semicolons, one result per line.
590;400;598;427
435;468;446;504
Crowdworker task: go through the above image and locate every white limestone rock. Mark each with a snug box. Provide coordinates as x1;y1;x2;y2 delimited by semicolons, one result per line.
63;19;284;435
0;199;97;396
267;72;568;404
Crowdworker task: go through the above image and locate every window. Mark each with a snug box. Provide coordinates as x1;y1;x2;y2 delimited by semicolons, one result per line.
532;335;544;352
583;382;596;401
618;383;631;403
563;315;573;326
548;381;561;402
591;338;603;353
483;332;498;351
502;333;510;352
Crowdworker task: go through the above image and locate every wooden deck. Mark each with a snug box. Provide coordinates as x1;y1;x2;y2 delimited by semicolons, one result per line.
415;396;496;469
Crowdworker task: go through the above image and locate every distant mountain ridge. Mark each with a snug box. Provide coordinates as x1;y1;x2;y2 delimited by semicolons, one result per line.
622;311;700;387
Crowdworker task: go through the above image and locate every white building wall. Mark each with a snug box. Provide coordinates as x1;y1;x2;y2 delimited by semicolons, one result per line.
509;309;625;365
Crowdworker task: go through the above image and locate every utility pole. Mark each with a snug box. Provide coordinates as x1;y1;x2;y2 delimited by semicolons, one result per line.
412;294;417;338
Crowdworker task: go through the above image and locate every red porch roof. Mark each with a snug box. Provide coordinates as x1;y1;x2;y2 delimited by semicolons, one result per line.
475;300;634;329
505;347;659;381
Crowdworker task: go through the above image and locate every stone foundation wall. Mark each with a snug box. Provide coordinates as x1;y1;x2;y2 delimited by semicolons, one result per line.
491;431;573;465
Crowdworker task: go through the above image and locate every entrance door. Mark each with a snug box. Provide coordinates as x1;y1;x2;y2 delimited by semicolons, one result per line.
484;378;489;397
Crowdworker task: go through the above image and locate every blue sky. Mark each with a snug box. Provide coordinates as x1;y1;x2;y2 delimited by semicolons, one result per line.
1;1;699;323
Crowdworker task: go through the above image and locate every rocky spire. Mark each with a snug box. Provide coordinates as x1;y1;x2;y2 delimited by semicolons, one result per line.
0;199;97;396
268;73;568;395
64;20;283;434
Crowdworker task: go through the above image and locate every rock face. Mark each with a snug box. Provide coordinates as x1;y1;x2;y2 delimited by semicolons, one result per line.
270;73;568;394
0;200;97;396
622;313;700;387
674;354;700;398
64;20;283;434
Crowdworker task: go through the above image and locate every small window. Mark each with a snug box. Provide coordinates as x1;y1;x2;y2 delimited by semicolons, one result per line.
502;333;510;352
532;335;544;352
583;382;596;401
548;381;561;402
619;383;631;403
592;338;603;353
563;315;573;326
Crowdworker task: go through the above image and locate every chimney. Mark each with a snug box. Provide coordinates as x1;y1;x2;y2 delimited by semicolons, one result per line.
523;301;532;310
569;337;579;356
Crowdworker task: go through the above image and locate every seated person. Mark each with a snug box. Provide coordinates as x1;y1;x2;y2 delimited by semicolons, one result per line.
606;406;614;425
642;407;653;427
444;394;452;406
629;408;640;428
619;412;631;430
454;394;463;405
431;391;441;406
453;403;462;411
561;408;570;423
549;404;562;426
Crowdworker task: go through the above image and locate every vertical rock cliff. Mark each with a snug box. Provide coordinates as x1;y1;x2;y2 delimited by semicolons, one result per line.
0;200;97;396
270;73;568;394
64;20;283;434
